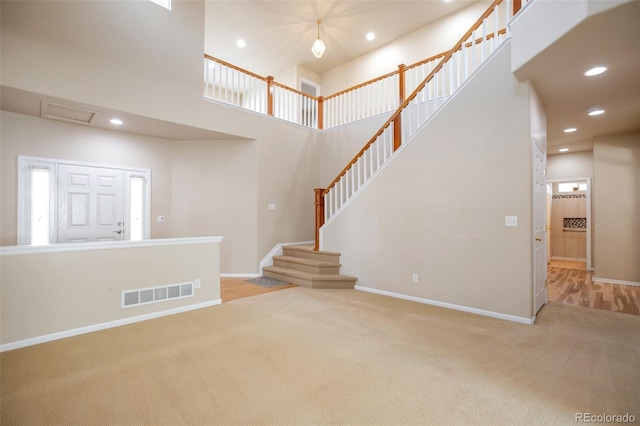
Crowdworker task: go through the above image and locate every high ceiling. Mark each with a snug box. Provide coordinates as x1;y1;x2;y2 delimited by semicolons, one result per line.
514;0;640;154
204;0;478;76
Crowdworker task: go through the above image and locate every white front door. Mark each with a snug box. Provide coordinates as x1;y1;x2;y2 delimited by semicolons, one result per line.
533;141;548;315
58;164;125;243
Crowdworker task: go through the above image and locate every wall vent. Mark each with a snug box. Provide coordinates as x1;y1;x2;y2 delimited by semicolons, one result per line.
40;101;99;126
122;281;194;308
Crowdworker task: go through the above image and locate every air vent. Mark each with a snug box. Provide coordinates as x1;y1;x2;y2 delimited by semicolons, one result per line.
40;101;99;126
122;281;195;308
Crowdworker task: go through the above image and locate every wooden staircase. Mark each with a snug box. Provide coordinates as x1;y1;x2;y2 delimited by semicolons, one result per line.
263;245;357;289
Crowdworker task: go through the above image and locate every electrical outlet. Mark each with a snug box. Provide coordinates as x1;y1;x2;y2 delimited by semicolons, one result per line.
157;215;165;223
505;216;518;227
412;274;419;284
194;279;201;289
268;203;276;210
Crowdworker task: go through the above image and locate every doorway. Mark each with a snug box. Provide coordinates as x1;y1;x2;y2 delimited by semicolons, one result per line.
547;178;592;270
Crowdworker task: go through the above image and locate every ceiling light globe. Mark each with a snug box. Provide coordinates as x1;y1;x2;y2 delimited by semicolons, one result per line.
312;38;326;58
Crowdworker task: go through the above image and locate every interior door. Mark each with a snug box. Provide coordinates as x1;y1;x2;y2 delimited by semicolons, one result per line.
58;164;125;243
533;141;548;314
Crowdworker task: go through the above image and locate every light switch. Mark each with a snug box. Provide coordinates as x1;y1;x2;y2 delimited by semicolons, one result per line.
268;203;276;210
505;216;518;227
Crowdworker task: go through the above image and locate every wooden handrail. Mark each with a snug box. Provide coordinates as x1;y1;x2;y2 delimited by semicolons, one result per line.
272;80;318;100
322;0;505;196
323;69;401;101
405;52;448;71
204;54;268;82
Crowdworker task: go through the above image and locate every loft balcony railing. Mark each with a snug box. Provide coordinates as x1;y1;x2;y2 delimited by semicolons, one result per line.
203;0;528;132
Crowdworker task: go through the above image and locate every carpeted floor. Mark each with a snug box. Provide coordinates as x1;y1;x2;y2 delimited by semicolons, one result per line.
2;287;639;425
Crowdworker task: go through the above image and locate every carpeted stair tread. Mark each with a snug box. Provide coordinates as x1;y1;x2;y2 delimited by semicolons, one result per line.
263;266;357;282
272;255;341;268
284;245;342;257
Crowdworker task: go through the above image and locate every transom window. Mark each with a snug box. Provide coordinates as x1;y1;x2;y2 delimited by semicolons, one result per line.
558;182;587;193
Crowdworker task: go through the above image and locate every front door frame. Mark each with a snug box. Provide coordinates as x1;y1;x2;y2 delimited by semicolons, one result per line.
17;155;151;245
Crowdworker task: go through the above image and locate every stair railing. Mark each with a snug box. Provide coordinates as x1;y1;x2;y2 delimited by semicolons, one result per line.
315;0;519;250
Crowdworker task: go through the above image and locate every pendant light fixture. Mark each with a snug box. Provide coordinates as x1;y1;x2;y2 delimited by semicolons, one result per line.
311;19;326;59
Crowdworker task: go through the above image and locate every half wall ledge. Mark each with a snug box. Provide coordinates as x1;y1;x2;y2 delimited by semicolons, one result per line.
0;237;224;351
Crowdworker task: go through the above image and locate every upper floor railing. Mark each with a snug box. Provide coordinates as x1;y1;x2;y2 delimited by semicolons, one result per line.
203;1;529;134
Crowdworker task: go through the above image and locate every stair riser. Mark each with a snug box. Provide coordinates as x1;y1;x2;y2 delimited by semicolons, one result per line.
263;270;355;290
283;248;340;264
274;259;340;275
264;270;313;288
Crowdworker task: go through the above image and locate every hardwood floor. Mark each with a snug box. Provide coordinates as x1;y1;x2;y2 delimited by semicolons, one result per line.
547;260;640;316
221;277;296;302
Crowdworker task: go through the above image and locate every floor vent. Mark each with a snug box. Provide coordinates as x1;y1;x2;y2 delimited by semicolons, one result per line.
122;281;194;308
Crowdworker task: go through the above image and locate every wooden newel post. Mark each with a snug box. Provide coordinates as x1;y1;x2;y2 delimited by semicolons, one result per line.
314;188;325;251
513;0;522;16
394;64;407;152
317;96;324;130
267;76;274;116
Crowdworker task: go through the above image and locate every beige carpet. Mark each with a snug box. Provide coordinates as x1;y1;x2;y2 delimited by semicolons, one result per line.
2;287;639;425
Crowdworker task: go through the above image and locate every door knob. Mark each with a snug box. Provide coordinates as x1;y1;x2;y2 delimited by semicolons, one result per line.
535;237;542;242
114;230;123;234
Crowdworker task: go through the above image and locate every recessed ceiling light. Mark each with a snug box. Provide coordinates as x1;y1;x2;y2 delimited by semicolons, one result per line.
559;148;570;152
584;66;607;76
237;39;246;48
563;127;577;133
366;32;375;41
587;105;605;116
110;118;123;125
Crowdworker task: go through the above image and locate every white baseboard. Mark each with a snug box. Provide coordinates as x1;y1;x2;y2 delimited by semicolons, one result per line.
220;273;261;278
259;240;314;271
0;299;222;352
354;286;534;325
593;277;640;287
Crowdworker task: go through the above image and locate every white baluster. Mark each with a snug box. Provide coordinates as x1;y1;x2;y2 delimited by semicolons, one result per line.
481;18;487;62
493;6;499;53
325;191;330;222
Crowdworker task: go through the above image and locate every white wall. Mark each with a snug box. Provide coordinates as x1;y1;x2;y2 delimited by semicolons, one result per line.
322;44;535;321
320;1;492;95
593;130;640;283
547;151;594;181
170;140;259;274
